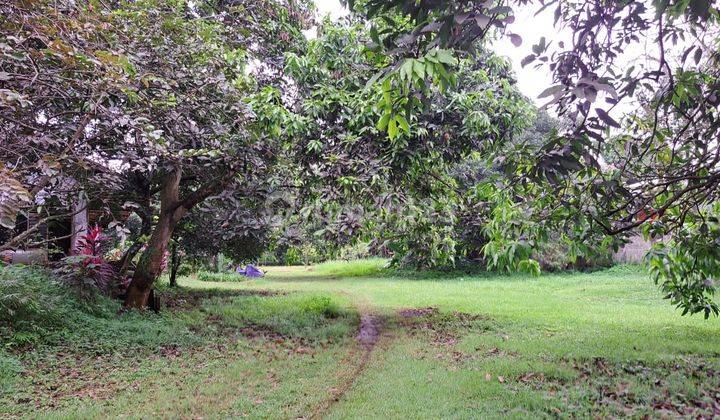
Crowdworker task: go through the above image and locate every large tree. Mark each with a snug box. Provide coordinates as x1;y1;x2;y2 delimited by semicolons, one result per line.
283;20;533;267
0;0;311;307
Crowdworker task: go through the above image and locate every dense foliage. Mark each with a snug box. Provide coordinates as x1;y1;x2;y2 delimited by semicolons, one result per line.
344;0;720;316
2;0;719;316
0;265;116;347
284;21;544;268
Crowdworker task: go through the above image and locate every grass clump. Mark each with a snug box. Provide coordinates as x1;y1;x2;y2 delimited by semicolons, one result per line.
0;264;92;347
313;258;387;278
0;350;22;394
205;293;357;342
197;271;247;282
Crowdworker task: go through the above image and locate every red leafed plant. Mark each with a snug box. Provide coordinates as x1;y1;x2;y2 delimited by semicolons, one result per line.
56;225;116;298
77;226;107;257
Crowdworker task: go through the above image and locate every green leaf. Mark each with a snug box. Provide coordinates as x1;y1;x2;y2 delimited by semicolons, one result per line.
395;114;410;133
388;118;398;139
369;25;380;45
433;49;458;65
412;59;426;80
376;113;391;131
400;59;414;82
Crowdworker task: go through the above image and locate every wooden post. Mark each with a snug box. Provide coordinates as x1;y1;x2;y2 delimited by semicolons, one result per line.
70;194;88;255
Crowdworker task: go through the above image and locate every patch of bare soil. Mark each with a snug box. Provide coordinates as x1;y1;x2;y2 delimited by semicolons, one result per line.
197;313;314;355
590;359;720;417
357;314;381;347
397;308;496;371
398;308;491;344
398;307;439;318
238;322;289;342
526;358;720;417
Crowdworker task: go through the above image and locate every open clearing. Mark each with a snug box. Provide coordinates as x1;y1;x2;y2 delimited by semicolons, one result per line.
3;261;720;418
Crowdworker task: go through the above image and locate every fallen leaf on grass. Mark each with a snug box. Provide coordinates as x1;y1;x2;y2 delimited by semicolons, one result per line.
519;372;545;383
617;382;630;396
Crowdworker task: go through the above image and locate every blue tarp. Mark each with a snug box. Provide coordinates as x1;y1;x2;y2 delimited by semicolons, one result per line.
236;264;264;278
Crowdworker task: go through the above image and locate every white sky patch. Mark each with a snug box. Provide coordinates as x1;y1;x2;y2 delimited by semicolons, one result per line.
492;6;568;106
303;0;349;39
314;0;349;20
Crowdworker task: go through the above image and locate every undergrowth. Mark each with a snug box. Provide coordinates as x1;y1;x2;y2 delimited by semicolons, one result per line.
0;264;356;407
0;264;114;347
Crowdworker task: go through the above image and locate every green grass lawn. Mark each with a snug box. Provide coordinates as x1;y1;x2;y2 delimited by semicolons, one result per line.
3;261;720;418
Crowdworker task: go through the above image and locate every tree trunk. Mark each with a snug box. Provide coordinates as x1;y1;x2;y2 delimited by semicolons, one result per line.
169;241;180;287
122;166;236;309
69;193;88;255
124;168;184;309
124;209;179;307
211;254;219;273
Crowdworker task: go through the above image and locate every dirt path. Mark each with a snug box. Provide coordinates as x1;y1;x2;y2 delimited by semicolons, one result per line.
310;311;383;419
356;313;381;347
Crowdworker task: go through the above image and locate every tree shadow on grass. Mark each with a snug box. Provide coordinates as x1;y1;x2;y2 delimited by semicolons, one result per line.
159;286;283;311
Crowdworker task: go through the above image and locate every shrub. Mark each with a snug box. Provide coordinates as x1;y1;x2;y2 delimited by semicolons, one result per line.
55;226;116;297
282;244;323;266
283;247;302;266
196;271;247;282
337;241;371;261
0;265;124;348
300;295;341;318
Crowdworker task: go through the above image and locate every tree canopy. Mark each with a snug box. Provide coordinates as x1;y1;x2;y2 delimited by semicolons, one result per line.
340;0;720;317
2;0;720;316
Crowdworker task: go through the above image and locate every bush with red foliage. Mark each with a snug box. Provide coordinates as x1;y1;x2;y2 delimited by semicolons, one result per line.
55;226;116;298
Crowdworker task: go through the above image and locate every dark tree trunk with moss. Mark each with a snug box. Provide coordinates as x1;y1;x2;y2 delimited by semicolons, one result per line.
124;169;184;308
123;166;236;309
